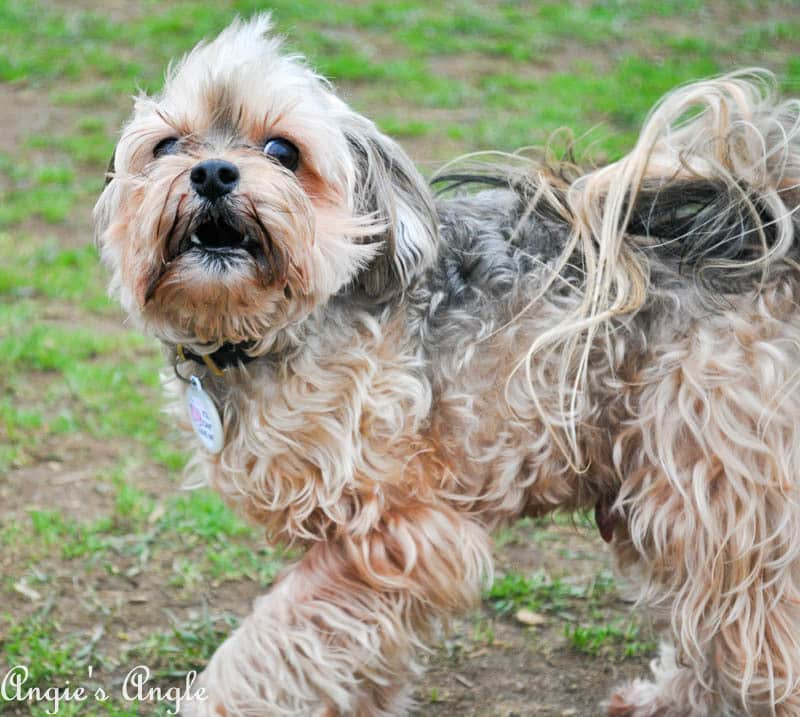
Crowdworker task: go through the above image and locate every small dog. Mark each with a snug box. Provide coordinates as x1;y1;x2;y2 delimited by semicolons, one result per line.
95;14;800;716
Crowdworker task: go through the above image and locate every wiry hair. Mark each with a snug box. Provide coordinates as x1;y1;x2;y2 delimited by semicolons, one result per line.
554;70;800;462
97;15;800;717
344;120;439;297
435;71;800;469
94;13;439;353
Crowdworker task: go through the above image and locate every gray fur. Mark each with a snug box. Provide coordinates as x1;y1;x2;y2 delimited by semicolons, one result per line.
343;115;439;298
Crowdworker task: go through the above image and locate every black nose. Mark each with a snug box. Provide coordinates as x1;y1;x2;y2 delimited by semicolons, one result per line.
190;159;240;200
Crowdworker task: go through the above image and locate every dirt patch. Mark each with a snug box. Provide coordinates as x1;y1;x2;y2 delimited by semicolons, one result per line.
4;454;115;521
0;84;62;165
415;616;651;716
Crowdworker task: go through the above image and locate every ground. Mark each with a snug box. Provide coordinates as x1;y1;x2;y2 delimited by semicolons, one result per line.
1;2;799;715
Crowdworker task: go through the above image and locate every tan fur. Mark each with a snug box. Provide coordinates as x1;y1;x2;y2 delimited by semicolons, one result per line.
610;286;800;715
95;15;800;717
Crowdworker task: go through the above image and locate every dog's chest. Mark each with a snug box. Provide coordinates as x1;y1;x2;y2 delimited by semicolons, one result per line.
190;321;435;540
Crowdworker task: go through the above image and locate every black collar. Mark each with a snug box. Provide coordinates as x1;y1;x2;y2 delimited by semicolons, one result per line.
176;342;257;376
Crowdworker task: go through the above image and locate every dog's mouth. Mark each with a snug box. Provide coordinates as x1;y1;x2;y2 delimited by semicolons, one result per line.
176;220;263;260
145;209;286;304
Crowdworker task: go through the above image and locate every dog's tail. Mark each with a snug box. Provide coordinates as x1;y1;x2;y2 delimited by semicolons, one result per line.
573;68;800;288
542;70;800;466
553;70;800;466
435;71;800;469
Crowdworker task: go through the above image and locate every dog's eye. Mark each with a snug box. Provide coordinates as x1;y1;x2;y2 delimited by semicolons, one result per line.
153;137;179;158
263;138;299;172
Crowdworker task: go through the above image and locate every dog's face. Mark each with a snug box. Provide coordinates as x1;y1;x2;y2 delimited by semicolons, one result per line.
94;14;437;349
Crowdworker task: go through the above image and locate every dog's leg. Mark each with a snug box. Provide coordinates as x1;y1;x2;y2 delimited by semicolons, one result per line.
607;300;800;716
605;642;715;716
182;503;491;717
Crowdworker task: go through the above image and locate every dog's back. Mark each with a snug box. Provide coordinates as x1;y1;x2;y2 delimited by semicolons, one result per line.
414;71;800;715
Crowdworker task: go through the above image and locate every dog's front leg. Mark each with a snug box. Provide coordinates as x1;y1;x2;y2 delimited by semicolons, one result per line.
182;503;492;717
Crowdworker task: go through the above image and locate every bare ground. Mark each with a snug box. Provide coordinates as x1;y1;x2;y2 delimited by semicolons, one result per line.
3;427;657;716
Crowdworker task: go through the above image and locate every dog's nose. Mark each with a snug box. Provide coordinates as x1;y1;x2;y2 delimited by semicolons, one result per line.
190;159;240;200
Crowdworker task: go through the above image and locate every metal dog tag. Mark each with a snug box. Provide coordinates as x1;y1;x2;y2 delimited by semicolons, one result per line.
185;376;224;454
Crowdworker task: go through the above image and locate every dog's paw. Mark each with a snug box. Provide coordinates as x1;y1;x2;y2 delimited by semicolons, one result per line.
604;680;670;717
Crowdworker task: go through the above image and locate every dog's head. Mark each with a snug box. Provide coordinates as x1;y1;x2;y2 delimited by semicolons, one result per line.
94;14;437;349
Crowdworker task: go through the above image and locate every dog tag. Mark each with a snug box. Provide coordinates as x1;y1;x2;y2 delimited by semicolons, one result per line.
185;376;224;453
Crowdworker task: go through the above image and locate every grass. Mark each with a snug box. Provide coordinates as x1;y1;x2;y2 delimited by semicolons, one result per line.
565;620;656;658
485;564;654;660
2;617;85;686
488;568;616;616
8;473;290;584
1;0;797;712
486;567;634;657
124;611;240;678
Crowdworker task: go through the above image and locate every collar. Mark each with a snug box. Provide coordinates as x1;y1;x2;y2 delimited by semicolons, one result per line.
175;342;257;377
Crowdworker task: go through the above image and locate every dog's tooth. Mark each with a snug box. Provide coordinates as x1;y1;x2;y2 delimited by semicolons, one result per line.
190;234;201;246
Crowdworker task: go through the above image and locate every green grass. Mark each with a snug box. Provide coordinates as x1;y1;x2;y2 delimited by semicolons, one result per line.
124;611;240;678
484;565;648;659
487;569;616;618
0;239;111;311
2;617;85;684
565;620;656;658
0;613;227;715
0;317;173;470
1;0;796;710
9;477;286;584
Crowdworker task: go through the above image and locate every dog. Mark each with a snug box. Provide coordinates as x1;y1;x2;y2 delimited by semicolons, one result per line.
94;14;800;716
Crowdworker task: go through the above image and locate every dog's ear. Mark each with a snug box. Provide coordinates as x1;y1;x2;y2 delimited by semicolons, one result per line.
344;121;438;297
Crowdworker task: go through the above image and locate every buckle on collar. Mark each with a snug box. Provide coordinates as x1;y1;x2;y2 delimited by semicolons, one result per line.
176;344;224;377
175;341;257;378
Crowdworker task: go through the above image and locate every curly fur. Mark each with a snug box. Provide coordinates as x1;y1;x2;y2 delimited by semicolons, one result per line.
94;14;800;717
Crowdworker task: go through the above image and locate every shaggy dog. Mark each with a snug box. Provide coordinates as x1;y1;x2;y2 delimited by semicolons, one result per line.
94;15;800;716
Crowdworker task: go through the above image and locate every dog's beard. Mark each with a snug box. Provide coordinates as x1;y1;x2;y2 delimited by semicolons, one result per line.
159;203;282;289
101;151;379;349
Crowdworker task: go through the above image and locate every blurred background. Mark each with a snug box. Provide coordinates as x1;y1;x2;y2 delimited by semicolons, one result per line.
1;2;798;715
